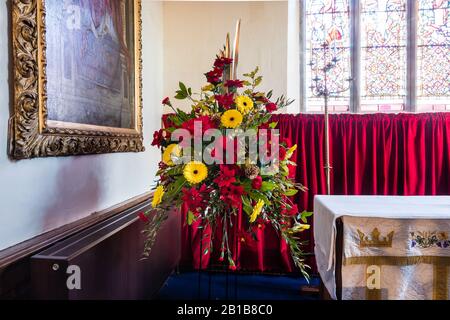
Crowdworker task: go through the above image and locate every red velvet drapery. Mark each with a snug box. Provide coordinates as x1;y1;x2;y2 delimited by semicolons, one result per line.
175;113;450;272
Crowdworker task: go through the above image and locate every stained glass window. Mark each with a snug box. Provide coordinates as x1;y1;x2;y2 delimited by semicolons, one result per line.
360;0;407;112
305;0;351;112
302;0;450;113
417;0;450;111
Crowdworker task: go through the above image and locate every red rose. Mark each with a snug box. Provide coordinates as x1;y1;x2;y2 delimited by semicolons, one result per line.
181;116;216;137
214;57;233;69
215;94;235;109
162;97;171;105
266;103;278;113
288;204;299;216
151;129;165;148
205;67;223;84
252;176;263;190
138;212;150;223
229;265;237;271
224;80;244;88
281;137;292;147
279;147;287;161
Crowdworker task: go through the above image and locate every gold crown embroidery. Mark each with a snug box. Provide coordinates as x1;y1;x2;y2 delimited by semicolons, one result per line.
357;228;394;248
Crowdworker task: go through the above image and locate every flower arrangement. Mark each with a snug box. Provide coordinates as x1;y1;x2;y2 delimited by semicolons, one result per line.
141;52;312;277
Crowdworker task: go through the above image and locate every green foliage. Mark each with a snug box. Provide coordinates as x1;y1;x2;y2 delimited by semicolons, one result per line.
260;181;277;192
175;82;192;100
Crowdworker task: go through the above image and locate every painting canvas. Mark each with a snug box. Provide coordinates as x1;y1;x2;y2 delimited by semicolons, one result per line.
46;0;136;129
9;0;143;159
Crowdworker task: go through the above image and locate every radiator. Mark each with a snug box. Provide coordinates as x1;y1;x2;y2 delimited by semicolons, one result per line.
30;200;180;300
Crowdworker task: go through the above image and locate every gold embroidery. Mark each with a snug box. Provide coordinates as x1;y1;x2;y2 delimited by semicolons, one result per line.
357;228;394;248
366;288;382;300
433;265;448;300
344;255;450;266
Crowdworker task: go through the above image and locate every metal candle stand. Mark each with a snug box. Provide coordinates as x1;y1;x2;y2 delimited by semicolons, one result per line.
308;42;352;195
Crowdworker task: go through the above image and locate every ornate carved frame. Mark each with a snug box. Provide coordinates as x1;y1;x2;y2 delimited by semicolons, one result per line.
9;0;144;160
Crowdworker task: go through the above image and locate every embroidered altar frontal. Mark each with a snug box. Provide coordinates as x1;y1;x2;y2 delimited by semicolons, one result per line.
342;217;450;300
314;196;450;300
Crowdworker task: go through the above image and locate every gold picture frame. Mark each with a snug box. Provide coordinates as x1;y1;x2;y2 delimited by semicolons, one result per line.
9;0;144;160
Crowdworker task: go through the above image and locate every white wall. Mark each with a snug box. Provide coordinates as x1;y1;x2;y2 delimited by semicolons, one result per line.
163;1;288;112
0;1;164;251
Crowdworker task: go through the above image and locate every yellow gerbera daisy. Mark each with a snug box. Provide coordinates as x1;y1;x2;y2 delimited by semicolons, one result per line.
250;199;265;223
221;110;243;129
162;144;181;166
152;185;165;208
183;161;208;185
235;96;254;114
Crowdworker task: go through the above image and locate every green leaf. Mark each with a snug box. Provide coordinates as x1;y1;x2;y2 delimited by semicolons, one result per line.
176;109;190;121
281;164;290;176
252;67;260;77
242;180;253;193
175;92;187;100
166;176;186;198
187;211;196;226
284;189;299;197
254;76;263;87
260;181;277;192
241;196;253;216
249;191;271;205
166;166;183;176
269;122;278;129
179;82;187;93
300;211;313;223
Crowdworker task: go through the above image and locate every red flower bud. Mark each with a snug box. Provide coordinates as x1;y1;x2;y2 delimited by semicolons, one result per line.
138;212;150;223
252;176;263;190
266;103;278;113
162;97;171;105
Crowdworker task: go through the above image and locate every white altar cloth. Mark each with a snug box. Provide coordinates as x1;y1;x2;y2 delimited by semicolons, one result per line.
314;196;450;300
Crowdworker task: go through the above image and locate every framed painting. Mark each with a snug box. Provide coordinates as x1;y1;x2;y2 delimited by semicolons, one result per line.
9;0;144;159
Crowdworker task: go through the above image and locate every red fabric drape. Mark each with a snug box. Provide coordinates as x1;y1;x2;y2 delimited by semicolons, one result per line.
173;113;450;272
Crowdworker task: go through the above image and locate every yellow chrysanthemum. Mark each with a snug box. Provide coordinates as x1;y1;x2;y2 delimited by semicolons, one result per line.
235;96;254;114
221;110;243;129
250;199;265;223
183;161;208;185
162;144;181;166
152;186;165;208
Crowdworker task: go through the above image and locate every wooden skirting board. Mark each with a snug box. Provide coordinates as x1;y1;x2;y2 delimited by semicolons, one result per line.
0;192;181;299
